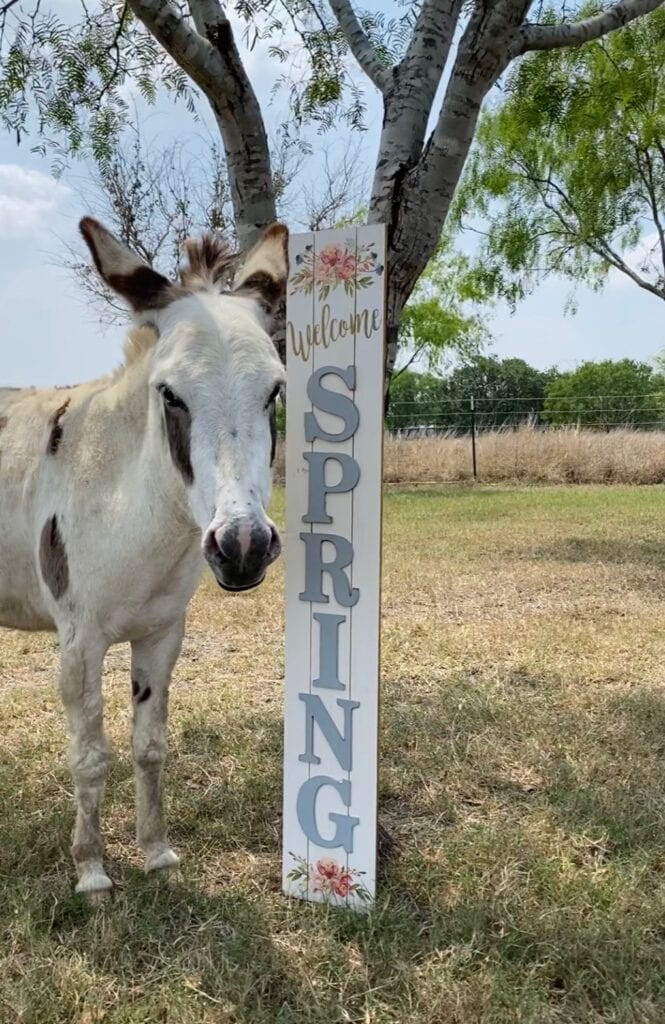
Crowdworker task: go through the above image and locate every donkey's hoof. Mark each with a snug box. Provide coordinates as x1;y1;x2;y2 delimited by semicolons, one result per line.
145;846;180;875
75;867;113;899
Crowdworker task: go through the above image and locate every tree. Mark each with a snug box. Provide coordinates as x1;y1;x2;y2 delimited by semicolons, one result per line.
386;356;557;432
443;356;558;428
456;3;665;309
542;359;665;426
1;0;663;378
60;129;234;323
386;371;447;431
60;125;367;326
395;235;491;379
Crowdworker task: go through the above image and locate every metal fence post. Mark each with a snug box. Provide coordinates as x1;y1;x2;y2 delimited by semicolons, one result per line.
470;395;477;479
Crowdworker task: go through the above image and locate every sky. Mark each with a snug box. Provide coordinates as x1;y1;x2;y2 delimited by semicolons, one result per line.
0;4;663;389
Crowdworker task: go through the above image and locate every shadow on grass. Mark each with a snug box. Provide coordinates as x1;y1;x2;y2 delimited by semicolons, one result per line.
543;687;665;856
533;536;665;571
4;683;665;1020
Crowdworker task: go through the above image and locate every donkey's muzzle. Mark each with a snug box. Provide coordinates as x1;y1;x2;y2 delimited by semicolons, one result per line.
204;516;281;592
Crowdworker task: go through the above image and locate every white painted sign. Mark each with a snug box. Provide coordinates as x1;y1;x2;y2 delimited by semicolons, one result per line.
282;225;386;909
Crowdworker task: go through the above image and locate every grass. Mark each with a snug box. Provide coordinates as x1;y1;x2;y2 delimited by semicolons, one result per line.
377;426;665;484
3;484;665;1021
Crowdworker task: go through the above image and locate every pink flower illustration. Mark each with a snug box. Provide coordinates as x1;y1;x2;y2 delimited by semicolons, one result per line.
315;858;339;879
332;872;353;897
315;245;357;285
289;238;383;300
287;852;371;902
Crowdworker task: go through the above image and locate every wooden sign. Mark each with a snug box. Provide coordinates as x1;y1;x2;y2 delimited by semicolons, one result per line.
282;225;386;909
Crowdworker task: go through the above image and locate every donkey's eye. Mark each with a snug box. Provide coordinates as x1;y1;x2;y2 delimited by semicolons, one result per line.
157;384;187;411
265;383;281;410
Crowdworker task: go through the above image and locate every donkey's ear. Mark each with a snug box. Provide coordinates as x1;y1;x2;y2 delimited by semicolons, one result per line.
79;217;177;312
232;223;289;314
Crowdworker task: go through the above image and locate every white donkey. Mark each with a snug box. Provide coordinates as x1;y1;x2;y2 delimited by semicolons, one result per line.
0;218;286;895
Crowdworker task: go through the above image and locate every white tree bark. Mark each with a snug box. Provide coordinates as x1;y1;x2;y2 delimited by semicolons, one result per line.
367;1;530;375
515;0;664;54
328;0;388;91
127;0;275;249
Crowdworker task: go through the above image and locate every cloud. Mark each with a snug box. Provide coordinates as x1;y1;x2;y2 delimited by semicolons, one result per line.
0;164;71;238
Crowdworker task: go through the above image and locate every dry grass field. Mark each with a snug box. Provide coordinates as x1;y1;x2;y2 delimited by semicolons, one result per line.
3;484;665;1022
378;427;665;484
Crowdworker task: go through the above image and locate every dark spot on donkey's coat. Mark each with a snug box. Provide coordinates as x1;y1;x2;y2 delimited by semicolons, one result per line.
269;402;276;466
39;515;69;599
164;403;194;485
131;676;151;702
47;398;71;455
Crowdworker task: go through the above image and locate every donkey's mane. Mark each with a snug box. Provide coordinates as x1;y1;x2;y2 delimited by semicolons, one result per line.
116;234;238;377
180;234;237;291
119;325;160;375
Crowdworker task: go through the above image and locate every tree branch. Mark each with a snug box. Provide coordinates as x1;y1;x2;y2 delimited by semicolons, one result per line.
128;0;275;248
635;146;665;281
187;0;224;38
393;343;428;379
126;0;226;95
401;0;462;87
328;0;388;91
515;0;665;55
527;166;665;300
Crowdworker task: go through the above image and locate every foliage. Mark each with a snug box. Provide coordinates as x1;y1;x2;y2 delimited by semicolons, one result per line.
0;0;395;164
387;370;447;430
395;237;493;376
0;2;195;167
235;0;415;132
446;356;558;428
387;357;558;431
388;357;665;434
456;3;665;307
542;359;665;427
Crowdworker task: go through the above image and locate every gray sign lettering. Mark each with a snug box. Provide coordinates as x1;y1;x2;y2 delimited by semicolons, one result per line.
304;365;358;443
296;775;360;853
299;532;360;607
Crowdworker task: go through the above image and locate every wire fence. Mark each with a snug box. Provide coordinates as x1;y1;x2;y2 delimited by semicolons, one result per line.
273;390;665;483
384;391;665;479
387;392;665;432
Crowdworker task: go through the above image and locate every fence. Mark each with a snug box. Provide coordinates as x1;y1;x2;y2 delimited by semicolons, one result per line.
385;391;665;479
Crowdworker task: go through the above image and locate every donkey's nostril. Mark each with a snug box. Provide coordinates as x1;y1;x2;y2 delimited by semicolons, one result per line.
267;523;281;563
203;528;228;562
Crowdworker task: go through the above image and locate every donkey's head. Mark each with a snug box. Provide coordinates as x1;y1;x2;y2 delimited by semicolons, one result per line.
80;217;287;592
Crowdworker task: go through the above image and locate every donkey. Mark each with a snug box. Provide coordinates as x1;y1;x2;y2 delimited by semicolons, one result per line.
0;218;287;895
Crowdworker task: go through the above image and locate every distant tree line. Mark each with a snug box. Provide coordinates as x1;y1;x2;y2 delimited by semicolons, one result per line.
386;358;665;433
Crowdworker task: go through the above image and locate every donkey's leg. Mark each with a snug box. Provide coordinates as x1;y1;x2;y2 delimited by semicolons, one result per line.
58;637;112;894
130;618;185;874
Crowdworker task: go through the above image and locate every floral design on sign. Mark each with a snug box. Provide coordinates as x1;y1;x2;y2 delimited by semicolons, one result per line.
287;854;371;902
290;239;384;301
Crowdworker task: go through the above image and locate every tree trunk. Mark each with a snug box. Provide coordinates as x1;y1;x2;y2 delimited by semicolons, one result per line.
127;0;276;250
371;0;531;383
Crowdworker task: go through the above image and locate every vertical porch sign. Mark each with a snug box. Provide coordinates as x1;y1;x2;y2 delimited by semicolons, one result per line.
282;225;387;909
